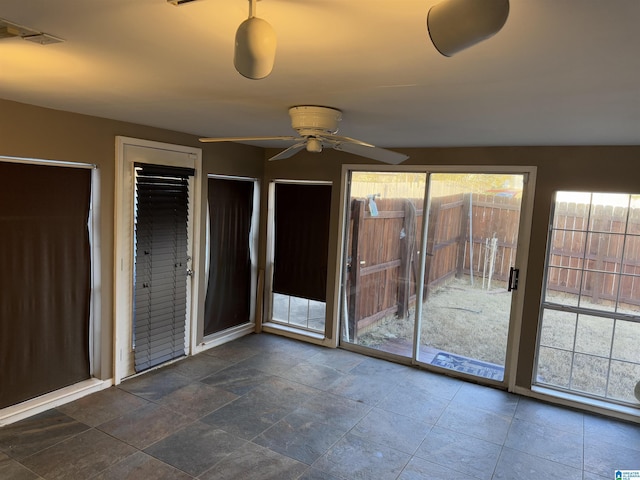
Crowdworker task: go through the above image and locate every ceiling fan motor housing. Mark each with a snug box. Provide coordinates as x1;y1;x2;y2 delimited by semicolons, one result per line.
289;106;342;136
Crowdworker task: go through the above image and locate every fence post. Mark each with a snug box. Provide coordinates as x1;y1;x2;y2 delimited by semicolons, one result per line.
398;200;417;318
423;196;442;300
348;199;365;341
456;193;470;278
488;234;498;290
591;204;610;304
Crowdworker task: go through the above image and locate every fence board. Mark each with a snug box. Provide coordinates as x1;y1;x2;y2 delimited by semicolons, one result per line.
347;195;640;337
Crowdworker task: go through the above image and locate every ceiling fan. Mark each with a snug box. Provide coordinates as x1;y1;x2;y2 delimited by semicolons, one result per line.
199;106;409;165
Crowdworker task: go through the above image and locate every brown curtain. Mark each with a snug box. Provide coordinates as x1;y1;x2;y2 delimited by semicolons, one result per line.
273;183;332;302
204;178;254;336
0;162;91;409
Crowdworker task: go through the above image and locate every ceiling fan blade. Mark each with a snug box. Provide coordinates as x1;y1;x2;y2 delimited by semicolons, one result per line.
268;142;307;161
199;136;297;143
332;142;409;165
323;133;374;148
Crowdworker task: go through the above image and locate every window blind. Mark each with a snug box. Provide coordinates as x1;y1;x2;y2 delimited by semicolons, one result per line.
133;163;193;372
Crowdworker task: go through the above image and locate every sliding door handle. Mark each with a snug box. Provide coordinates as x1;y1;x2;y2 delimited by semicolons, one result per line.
508;267;519;292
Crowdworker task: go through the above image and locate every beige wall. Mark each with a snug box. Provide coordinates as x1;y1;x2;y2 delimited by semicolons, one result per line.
0;99;264;381
2;97;639;394
262;145;640;389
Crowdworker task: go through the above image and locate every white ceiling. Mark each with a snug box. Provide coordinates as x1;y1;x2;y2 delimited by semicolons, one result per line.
1;0;639;149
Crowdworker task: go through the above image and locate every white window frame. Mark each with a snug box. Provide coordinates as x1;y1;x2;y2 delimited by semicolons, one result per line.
196;174;260;351
0;155;109;426
262;179;333;344
532;191;640;416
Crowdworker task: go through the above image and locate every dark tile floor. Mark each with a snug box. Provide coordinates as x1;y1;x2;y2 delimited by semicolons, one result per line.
1;333;639;479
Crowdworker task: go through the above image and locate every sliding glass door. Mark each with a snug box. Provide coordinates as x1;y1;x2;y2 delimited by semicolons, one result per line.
341;168;532;385
415;173;525;382
342;172;426;358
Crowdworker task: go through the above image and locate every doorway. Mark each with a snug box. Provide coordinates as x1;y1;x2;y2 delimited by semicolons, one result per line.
132;163;194;372
341;168;534;386
114;137;201;383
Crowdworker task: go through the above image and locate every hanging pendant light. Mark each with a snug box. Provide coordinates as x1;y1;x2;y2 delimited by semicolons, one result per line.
427;0;509;57
234;0;277;79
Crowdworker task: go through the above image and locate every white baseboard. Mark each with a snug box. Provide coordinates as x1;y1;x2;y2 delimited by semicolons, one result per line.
192;323;256;354
261;322;331;346
0;378;113;427
512;385;640;424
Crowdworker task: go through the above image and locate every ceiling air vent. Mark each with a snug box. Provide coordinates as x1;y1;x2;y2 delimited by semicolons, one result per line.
0;24;20;39
167;0;202;5
0;17;63;44
23;33;63;45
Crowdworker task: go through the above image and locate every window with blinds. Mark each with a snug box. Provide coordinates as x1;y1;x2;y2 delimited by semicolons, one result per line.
133;164;193;372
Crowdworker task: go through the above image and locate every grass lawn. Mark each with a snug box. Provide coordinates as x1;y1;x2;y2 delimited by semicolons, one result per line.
358;276;640;406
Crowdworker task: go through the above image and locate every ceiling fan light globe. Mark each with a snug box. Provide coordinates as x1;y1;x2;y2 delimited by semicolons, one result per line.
427;0;509;57
306;137;323;153
234;16;277;79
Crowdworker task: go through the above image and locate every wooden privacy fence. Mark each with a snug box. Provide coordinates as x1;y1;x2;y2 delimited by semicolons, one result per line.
346;194;640;339
548;201;640;307
345;193;521;339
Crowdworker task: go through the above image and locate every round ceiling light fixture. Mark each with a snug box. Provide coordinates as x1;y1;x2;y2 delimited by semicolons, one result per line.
427;0;509;57
234;0;277;79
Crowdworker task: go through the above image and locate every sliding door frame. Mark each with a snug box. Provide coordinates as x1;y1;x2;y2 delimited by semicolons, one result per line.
337;164;536;392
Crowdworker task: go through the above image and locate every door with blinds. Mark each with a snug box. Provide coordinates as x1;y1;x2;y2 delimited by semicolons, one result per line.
133;164;194;372
114;137;201;382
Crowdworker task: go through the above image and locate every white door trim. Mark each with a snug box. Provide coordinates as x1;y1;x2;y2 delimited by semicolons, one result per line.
114;137;202;384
